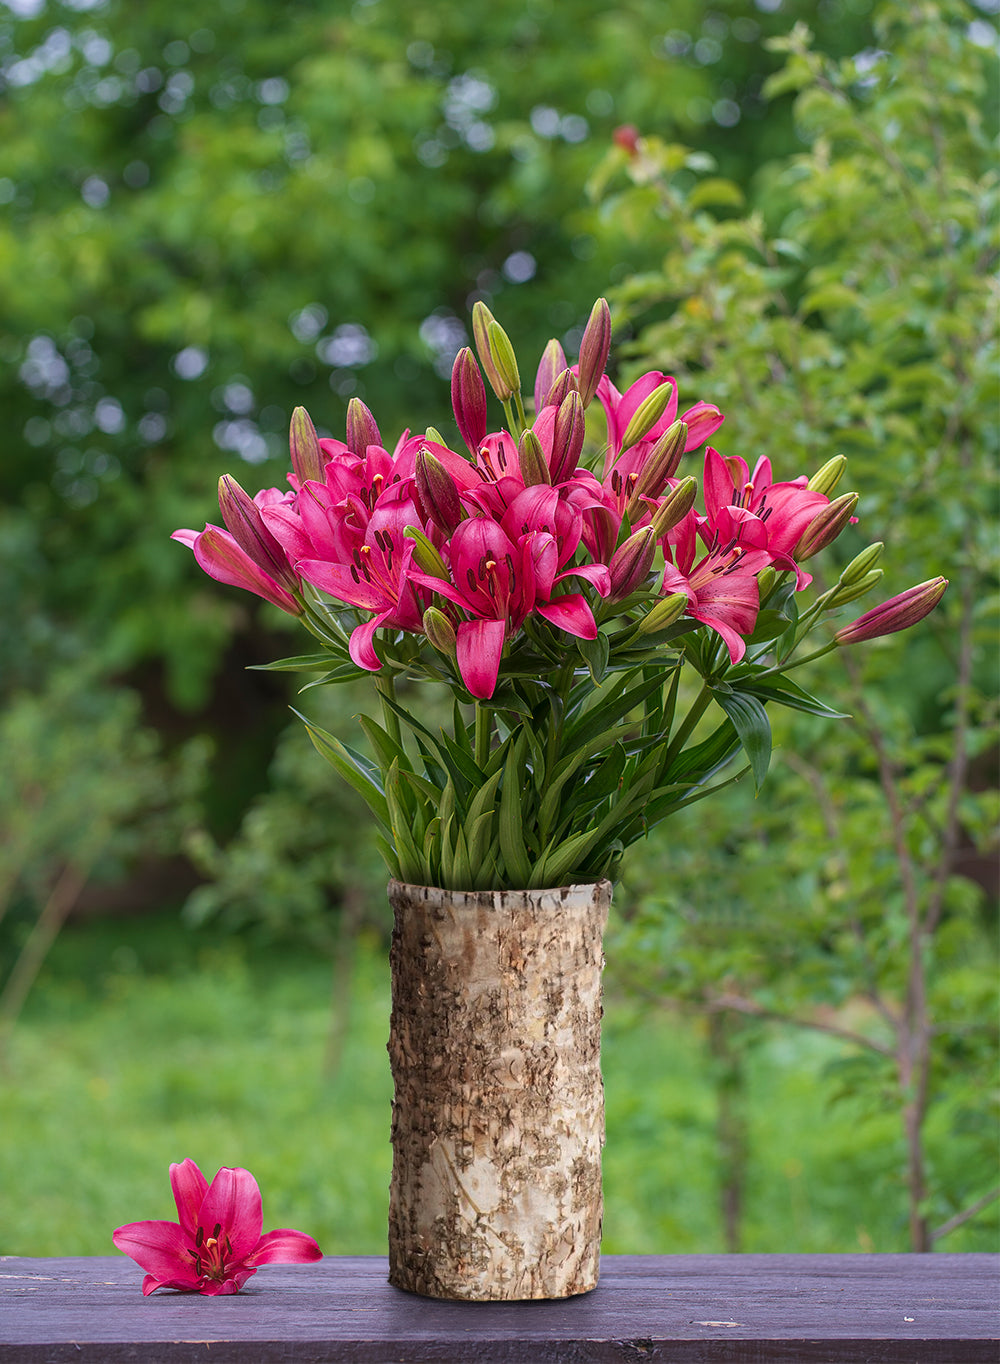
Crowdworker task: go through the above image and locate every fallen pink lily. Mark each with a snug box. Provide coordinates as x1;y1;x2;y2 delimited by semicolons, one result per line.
113;1159;322;1296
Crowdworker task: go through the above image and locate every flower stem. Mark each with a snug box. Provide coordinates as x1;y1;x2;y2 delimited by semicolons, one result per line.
376;672;402;749
474;702;491;769
662;682;713;771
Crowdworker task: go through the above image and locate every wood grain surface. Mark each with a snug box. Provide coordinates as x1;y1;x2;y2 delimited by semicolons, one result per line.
1;1253;997;1362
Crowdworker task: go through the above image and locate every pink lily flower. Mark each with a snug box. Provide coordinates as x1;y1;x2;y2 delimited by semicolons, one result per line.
171;523;302;616
702;448;828;586
661;539;771;663
113;1159;321;1296
295;489;427;669
595;372;724;467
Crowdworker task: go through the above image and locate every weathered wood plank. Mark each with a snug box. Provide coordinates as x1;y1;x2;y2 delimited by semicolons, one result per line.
0;1254;996;1363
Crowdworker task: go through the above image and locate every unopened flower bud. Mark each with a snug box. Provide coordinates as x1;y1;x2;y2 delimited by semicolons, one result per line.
518;428;551;486
534;338;568;415
289;406;324;484
486;319;520;401
577;297;612;408
217;474;299;593
423;606;457;656
795;492;859;560
807;455;848;497
550;390;586;482
835;577;948;645
649;475;698;539
542;367;579;409
345;397;381;457
825;568;884;608
471;301;508;399
638;592;688;634
425;425;447;446
756;565;777;602
618;380;675;452
609;527;656;599
629;421;687;511
451;347;488;456
414;447;463;535
839;541;883;587
403;526;450;579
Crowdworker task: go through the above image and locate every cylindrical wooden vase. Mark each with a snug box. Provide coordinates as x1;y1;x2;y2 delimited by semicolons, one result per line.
386;879;612;1301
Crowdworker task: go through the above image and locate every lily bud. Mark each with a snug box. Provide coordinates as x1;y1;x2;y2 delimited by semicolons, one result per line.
577;297;612;408
403;526;450;579
608;527;656;599
534;338;568;415
840;542;884;587
425;425;447;446
807;455;848;497
756;565;777;602
289;406;324;484
825;568;884;608
550;390;586;482
618;379;675;451
638;592;688;634
835;577;948;645
487;319;520;401
345;397;381;457
628;420;687;511
518;428;551;486
217;475;299;593
451;347;488;456
414;447;464;535
649;475;698;539
422;606;457;656
471;301;509;401
794;492;859;561
542;367;579;410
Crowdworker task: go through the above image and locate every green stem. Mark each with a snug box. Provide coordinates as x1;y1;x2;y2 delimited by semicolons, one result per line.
474;702;491;769
662;682;713;771
755;640;839;680
375;672;402;748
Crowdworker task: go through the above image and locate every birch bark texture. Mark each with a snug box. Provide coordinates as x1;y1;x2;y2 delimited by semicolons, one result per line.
386;879;612;1301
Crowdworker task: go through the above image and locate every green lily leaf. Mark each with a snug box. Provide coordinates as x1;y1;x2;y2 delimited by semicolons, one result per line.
249;652;346;672
740;677;850;719
384;760;424;883
714;691;772;792
292;709;391;831
499;735;532;886
577;631;610;685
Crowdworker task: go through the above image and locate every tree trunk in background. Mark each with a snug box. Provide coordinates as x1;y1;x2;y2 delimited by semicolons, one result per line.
708;1011;748;1254
386;879;611;1300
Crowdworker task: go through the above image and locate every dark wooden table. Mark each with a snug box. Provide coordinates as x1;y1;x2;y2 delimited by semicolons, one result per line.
1;1253;997;1362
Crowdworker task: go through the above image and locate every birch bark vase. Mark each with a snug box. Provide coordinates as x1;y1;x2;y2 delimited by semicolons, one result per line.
386;878;612;1301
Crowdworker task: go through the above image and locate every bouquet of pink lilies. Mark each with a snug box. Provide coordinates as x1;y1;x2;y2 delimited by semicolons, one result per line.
175;299;946;890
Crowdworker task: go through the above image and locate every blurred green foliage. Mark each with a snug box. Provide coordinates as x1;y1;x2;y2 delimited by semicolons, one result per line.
593;0;998;1249
0;0;996;1253
1;0;873;703
6;910;970;1257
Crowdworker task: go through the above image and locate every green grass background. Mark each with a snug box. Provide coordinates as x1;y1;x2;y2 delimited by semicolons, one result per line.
0;911;961;1257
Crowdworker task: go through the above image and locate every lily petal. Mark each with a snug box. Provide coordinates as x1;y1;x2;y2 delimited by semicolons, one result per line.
456;618;506;699
112;1220;201;1288
169;1159;209;1238
246;1229;324;1266
198;1167;263;1263
348;615;385;672
535;593;598;639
